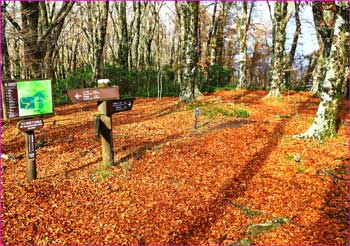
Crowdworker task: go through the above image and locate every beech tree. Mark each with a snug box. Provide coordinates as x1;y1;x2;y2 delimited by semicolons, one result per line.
285;2;301;87
309;3;336;94
295;2;348;141
207;2;232;66
1;3;11;79
4;2;74;78
234;1;254;88
176;1;202;102
266;2;294;97
82;2;109;84
115;2;129;70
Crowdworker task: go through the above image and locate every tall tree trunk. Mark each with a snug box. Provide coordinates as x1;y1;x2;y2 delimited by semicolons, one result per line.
285;2;301;87
295;3;348;142
1;3;11;79
178;2;201;102
116;2;128;70
18;2;74;79
266;2;293;97
21;2;43;78
132;2;142;71
92;2;109;84
310;48;325;94
215;2;232;67
235;2;254;88
206;1;218;66
302;50;318;87
310;3;335;95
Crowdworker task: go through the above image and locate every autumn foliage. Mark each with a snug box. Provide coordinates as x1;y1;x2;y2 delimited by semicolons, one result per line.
1;90;349;244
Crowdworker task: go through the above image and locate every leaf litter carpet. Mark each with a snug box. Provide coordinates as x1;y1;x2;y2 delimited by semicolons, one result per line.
1;90;349;244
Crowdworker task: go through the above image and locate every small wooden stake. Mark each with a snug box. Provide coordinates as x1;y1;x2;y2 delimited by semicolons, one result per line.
24;130;37;182
97;101;114;168
194;107;201;129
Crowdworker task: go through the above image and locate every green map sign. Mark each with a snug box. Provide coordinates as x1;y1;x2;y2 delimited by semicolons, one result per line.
2;79;53;119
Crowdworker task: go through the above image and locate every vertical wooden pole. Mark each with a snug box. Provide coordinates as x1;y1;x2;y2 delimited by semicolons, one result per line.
1;83;8;121
24;130;37;182
194;107;201;129
97;101;114;168
194;117;198;129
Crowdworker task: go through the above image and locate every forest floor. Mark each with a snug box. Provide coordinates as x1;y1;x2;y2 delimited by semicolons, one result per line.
1;89;349;245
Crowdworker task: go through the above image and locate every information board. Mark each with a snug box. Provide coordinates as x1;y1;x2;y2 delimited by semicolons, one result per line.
2;79;53;119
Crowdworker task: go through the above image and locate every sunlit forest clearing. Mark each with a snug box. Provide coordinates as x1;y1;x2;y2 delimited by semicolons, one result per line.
2;90;349;244
1;1;349;245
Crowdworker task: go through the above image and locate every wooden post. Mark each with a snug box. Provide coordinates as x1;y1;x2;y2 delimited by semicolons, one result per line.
97;101;114;168
1;83;8;121
24;130;37;182
194;107;201;129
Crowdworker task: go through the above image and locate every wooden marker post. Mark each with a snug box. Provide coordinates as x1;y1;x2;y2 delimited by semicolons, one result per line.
194;107;201;129
67;85;135;169
97;101;114;168
17;119;44;182
24;130;37;182
96;98;135;168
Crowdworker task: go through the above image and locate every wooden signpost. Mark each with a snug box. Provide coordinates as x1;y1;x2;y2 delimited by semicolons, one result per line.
17;119;44;182
2;79;52;182
67;85;135;168
97;101;115;168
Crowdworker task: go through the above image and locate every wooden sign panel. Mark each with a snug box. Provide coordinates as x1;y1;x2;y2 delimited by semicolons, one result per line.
2;79;53;119
67;87;119;103
106;98;135;115
26;132;36;159
17;119;44;132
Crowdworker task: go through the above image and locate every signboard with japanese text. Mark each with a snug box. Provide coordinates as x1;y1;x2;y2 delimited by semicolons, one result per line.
2;79;53;119
67;87;119;103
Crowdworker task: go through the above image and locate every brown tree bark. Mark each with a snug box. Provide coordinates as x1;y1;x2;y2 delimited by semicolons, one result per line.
1;3;11;79
18;2;74;79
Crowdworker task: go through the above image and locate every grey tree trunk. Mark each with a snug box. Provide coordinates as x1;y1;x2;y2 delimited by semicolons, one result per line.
294;3;348;142
92;2;109;84
115;2;129;70
235;2;254;88
206;1;218;66
1;3;11;79
285;2;301;87
310;50;325;94
215;2;232;67
178;2;202;102
18;2;74;79
132;2;142;71
302;50;318;87
266;2;293;97
310;3;335;95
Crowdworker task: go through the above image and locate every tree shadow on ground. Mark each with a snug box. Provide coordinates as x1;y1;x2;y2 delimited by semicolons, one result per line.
301;162;349;244
168;98;312;244
230;91;267;105
109;102;184;127
117;133;183;163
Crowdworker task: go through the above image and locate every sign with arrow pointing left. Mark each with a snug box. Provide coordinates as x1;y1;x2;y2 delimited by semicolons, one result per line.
67;87;119;103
